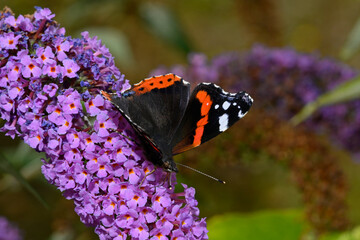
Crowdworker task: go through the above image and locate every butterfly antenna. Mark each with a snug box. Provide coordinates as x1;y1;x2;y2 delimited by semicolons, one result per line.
176;162;226;184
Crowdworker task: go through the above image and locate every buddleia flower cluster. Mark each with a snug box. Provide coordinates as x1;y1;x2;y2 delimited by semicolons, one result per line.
0;7;208;239
0;216;23;240
152;45;359;157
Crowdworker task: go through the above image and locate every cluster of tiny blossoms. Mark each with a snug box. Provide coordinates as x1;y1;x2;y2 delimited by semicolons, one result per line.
0;216;23;240
0;7;207;239
152;46;359;157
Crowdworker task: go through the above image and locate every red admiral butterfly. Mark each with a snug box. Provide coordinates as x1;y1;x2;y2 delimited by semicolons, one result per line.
102;74;253;173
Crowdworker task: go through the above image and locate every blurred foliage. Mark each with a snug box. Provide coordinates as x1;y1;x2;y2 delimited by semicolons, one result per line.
208;209;306;240
2;0;360;239
341;16;360;60
236;0;283;46
0;150;47;209
180;109;349;233
139;2;192;54
321;226;360;240
291;75;360;125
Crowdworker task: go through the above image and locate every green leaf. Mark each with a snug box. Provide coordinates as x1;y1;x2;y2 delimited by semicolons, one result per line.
321;226;360;240
0;151;48;209
340;16;360;60
78;27;135;68
208;209;306;240
139;2;192;53
291;74;360;125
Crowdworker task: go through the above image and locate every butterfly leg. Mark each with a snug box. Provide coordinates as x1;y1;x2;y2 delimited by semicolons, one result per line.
168;172;174;190
139;167;157;186
118;130;136;143
159;172;175;190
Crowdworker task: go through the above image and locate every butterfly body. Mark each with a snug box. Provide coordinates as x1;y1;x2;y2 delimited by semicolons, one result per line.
102;74;253;172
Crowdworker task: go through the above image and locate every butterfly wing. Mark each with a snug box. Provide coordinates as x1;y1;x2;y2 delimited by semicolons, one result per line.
104;74;191;154
171;83;253;155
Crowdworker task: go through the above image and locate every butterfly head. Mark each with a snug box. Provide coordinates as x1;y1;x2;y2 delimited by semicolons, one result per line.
162;156;178;173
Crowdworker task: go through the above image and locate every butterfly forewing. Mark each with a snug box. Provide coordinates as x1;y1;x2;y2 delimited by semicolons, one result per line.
107;74;191;153
171;83;253;155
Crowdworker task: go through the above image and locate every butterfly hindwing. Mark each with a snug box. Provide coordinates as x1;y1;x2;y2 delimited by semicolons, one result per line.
171;83;253;155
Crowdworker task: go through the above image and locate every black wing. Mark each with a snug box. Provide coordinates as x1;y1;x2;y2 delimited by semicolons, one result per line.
105;74;191;153
171;83;253;155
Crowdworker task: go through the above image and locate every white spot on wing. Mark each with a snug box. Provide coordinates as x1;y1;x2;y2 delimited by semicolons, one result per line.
222;101;231;110
182;78;190;85
219;114;229;132
215;104;219;109
238;110;248;118
244;92;254;103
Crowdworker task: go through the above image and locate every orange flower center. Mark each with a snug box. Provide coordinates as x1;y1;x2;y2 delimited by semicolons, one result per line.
28;64;35;70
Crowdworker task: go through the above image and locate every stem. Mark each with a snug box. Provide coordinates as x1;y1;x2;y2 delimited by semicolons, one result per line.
34;19;47;40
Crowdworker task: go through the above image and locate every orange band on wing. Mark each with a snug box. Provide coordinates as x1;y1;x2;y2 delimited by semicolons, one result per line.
196;90;212;116
132;74;182;95
191;90;213;146
196;90;207;102
193;126;204;147
197;115;208;127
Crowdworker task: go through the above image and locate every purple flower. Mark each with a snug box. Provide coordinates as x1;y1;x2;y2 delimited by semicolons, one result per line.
94;113;117;137
61;59;80;78
171;229;186;240
20;55;42;78
34;7;55;21
150;230;168;240
6;61;22;81
36;46;55;65
43;62;61;78
4;15;17;27
152;189;172;213
129;221;150;240
0;217;23;240
0;32;21;50
0;7;208;240
43;83;58;97
58;89;82;114
8;85;23;99
54;39;70;61
116;209;138;228
86;94;105;116
57;114;73;134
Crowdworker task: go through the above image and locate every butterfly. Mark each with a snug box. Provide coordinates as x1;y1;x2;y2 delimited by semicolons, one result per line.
102;73;253;173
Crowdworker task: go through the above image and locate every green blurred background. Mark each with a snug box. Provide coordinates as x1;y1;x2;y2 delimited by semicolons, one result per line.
2;0;360;239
